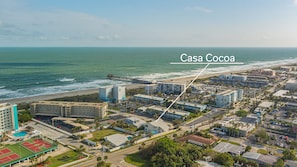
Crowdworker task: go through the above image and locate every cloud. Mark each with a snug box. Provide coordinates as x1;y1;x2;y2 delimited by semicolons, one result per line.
294;0;297;5
184;6;214;13
96;34;120;41
0;1;120;43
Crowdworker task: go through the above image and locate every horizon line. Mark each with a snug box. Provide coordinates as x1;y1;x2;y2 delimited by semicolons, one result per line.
1;46;297;48
170;62;245;65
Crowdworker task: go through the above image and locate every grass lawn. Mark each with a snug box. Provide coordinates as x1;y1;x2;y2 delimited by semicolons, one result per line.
126;125;138;132
90;129;122;141
6;143;33;158
257;149;268;155
221;139;241;146
124;153;151;167
47;150;85;167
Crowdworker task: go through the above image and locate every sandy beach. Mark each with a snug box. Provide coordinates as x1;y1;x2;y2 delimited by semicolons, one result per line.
0;84;146;104
0;63;295;104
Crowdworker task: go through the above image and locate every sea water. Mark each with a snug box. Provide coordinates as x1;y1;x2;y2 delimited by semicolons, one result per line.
0;47;297;100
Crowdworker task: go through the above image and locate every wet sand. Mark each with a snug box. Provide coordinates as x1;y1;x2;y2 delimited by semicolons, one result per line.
0;84;145;104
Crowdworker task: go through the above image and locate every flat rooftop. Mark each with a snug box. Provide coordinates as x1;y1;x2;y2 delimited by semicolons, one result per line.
213;142;245;155
147;105;190;116
32;101;108;107
134;94;165;101
217;90;235;96
176;101;207;108
287;79;297;84
258;101;274;108
0;103;14;108
177;134;215;145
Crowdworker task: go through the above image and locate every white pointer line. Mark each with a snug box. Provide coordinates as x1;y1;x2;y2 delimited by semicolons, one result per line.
156;63;210;122
170;62;244;65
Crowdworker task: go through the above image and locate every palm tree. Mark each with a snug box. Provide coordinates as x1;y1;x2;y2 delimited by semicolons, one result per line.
97;156;102;162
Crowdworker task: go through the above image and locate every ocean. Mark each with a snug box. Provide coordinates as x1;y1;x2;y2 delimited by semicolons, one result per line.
0;47;297;100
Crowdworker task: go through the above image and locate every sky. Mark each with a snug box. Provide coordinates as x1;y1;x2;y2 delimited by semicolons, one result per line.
0;0;297;47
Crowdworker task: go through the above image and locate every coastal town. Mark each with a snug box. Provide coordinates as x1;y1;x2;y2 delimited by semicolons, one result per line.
1;64;297;167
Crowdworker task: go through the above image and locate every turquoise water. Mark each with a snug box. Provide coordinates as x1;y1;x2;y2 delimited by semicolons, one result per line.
13;131;27;137
127;136;133;141
0;47;297;100
151;130;159;135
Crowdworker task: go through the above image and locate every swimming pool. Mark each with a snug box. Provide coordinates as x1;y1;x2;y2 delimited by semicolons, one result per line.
13;131;27;137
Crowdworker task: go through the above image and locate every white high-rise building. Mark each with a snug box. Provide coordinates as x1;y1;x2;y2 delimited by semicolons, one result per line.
0;103;19;133
113;85;126;102
99;85;126;102
215;89;244;108
99;86;113;101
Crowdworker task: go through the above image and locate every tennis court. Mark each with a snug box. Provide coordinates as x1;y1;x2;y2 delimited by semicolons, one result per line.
0;148;20;165
0;137;57;167
22;138;53;152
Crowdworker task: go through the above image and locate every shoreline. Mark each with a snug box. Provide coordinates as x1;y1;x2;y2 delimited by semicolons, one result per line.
0;63;296;104
0;84;146;104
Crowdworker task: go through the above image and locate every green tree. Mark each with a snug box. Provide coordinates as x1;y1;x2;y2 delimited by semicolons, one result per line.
144;137;203;167
214;153;234;167
18;110;32;123
245;145;252;152
172;119;182;127
97;156;102;162
235;110;248;117
97;161;105;167
255;129;269;143
273;159;284;167
290;140;297;149
282;149;296;160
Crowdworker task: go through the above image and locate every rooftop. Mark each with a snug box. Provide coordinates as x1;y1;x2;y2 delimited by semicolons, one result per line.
176;101;207;108
104;133;130;147
213;142;245;155
125;117;146;128
0;103;15;108
242;152;278;165
134;94;165;101
149;119;170;132
196;161;222;167
147;105;190;116
287;79;297;84
285;160;297;167
32;101;108;107
286;102;297;107
240;115;258;124
177;134;215;145
217;90;235;96
258;101;274;108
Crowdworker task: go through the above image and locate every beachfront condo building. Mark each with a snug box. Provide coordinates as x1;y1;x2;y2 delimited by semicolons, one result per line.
285;79;297;91
250;69;276;77
30;101;108;119
215;89;244;108
0;103;19;133
157;82;186;95
211;74;268;88
145;84;157;94
99;85;126;103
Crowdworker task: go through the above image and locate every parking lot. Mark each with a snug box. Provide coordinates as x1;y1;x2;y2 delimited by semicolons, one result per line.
27;121;66;140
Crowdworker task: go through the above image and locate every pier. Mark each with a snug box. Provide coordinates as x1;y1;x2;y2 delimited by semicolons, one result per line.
107;74;153;84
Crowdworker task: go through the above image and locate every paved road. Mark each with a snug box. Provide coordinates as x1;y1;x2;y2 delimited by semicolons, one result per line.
72;139;156;167
72;129;183;167
186;109;225;126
